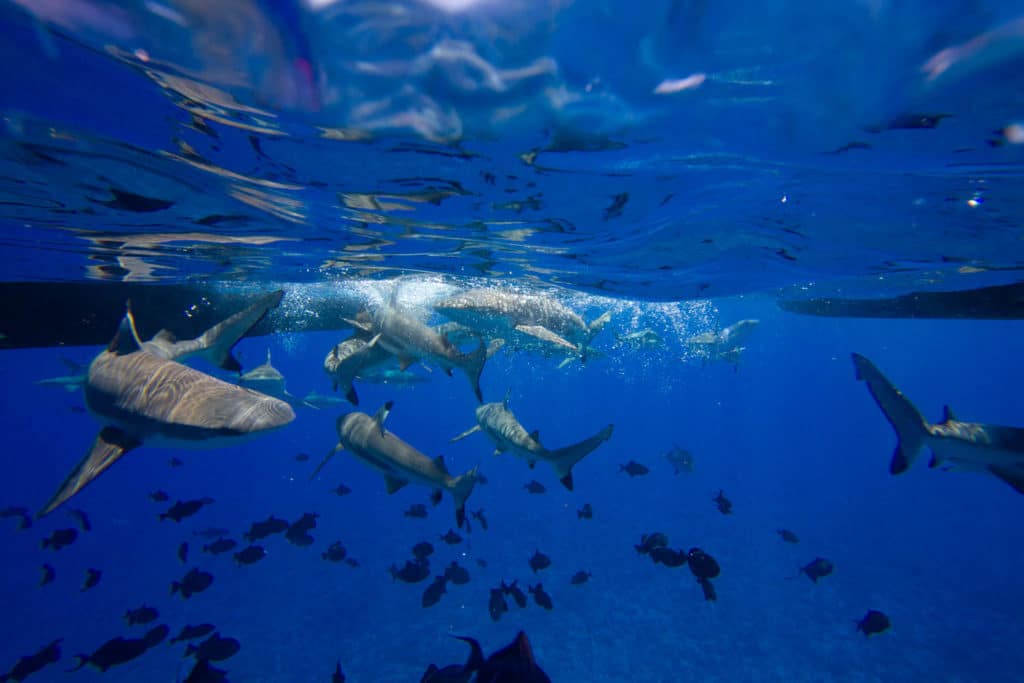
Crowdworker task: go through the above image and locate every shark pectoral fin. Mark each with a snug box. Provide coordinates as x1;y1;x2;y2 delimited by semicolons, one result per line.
559;471;574;491
309;443;344;481
187;290;283;369
384;475;408;494
450;467;478;529
987;465;1024;494
343;317;374;334
398;357;415;372
366;333;383;349
40;427;140;517
514;324;577;351
344;385;359;406
434;455;449;475
373;401;394;436
450;425;481;443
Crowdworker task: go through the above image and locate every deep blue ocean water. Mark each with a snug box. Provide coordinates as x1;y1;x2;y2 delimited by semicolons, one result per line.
1;1;1024;681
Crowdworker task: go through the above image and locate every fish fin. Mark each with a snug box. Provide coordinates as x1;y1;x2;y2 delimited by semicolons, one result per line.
486;338;505;360
366;332;382;348
450;635;486;673
430;489;443;506
309;443;344;481
461;340;487;403
988;465;1024;494
851;353;929;474
549;424;614;484
559;471;574;491
398;357;415;371
941;405;957;423
450;467;478;529
344;385;359;406
434;455;449;475
514;324;576;351
176;290;283;370
384;475;408;494
588;310;613;334
39;427;140;517
373;401;394;436
108;302;143;355
343;317;374;334
450;424;481;443
530;429;540;443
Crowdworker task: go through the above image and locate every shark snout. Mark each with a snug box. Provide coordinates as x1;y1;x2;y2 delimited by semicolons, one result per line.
232;396;295;432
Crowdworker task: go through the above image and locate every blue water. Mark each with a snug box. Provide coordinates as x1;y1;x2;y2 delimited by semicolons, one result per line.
1;1;1024;681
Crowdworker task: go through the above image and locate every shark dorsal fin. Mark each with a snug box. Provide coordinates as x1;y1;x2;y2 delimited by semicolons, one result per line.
108;301;144;355
373;401;394;436
434;455;449;474
942;405;957;423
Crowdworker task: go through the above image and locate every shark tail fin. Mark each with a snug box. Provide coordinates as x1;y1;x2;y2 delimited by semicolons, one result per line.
451;635;486;674
550;424;614;490
461;340;488;403
851;353;929;474
450;467;479;529
38;427;140;518
189;290;284;371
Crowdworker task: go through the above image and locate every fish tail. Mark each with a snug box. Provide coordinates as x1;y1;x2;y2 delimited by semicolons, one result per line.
451;635;486;673
550;424;615;490
450;467;478;530
851;354;929;474
461;340;488;403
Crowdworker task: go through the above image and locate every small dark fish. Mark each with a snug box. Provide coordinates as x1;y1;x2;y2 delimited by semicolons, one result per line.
577;503;593;520
391;558;430;584
294;452;311;462
124;606;159;626
800;557;834;583
178;542;189;564
825;140;872;155
234;545;268;566
713;490;733;515
528;583;553;610
687;548;721;580
202;538;237;555
0;506;32;531
412;541;435;560
470;508;488;531
185;633;241;662
865;112;951;133
184;658;229;683
488;588;509;622
523;480;546;494
67;508;92;532
332;660;346;682
635;532;668;555
170;623;216;644
476;472;489;485
322;541;348;563
344;557;360;568
159;498;214;523
603;191;629;220
169;457;184;468
856;609;891;637
430;490;444;507
245;515;289;541
404;503;428;519
619;461;649;477
440;529;463;545
444;561;470;585
285;512;318;545
528;550;551;573
332;483;353;497
421;575;448;608
570;571;591;585
148;490;169;503
777;529;799;544
476;558;488;569
98;188;175;213
81;568;102;592
698;576;717;601
650;547;688;568
0;638;62;682
192;527;231;539
39;563;56;587
41;527;77;551
71;625;167;672
502;580;528;609
474;631;551;683
171;568;214;599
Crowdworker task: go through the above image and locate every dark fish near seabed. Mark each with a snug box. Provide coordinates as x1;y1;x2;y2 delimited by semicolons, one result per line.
856;610;891;637
70;624;168;672
523;480;546;494
203;538;237;555
285;512;318;546
80;568;102;592
528;550;551;573
39;564;55;587
687;548;720;580
159;498;215;522
422;575;448;608
528;583;553;610
444;561;470;585
664;445;695;474
391;558;431;583
440;529;463;545
412;541;434;559
148;490;169;502
577;503;593;519
405;503;428;518
41;528;77;551
234;545;267;565
178;542;189;564
0;638;62;682
619;461;649;477
183;658;230;683
0;506;32;531
777;529;799;543
124;606;158;626
294;452;310;462
171;568;214;599
322;541;347;563
170;623;216;644
713;490;733;514
488;588;509;622
502;580;527;609
470;508;488;531
650;547;688;568
570;571;591;585
185;633;241;662
67;508;92;532
333;483;353;497
245;516;289;541
635;532;668;555
800;557;834;583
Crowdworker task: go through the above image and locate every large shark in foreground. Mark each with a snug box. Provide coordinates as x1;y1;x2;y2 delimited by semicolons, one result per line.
312;402;478;527
852;352;1024;494
451;393;613;490
39;291;295;516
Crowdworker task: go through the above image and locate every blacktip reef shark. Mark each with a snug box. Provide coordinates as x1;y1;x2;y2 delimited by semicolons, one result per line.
38;291;295;516
240;348;316;409
311;402;478;527
852;352;1024;494
322;332;391;405
686;319;759;366
433;288;611;361
450;391;614;490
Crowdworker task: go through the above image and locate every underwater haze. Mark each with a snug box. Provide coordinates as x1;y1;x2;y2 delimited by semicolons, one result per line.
1;1;1024;681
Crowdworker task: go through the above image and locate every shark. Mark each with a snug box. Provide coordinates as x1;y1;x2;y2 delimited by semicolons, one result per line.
39;291;295;516
240;348;315;408
852;352;1024;494
433;288;610;361
322;332;391;405
686;318;759;366
450;391;614;490
311;402;478;527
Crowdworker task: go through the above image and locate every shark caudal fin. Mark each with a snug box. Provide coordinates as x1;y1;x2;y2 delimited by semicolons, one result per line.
851;353;929;474
449;467;479;529
39;427;141;517
461;341;488;403
550;424;614;490
172;290;284;371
